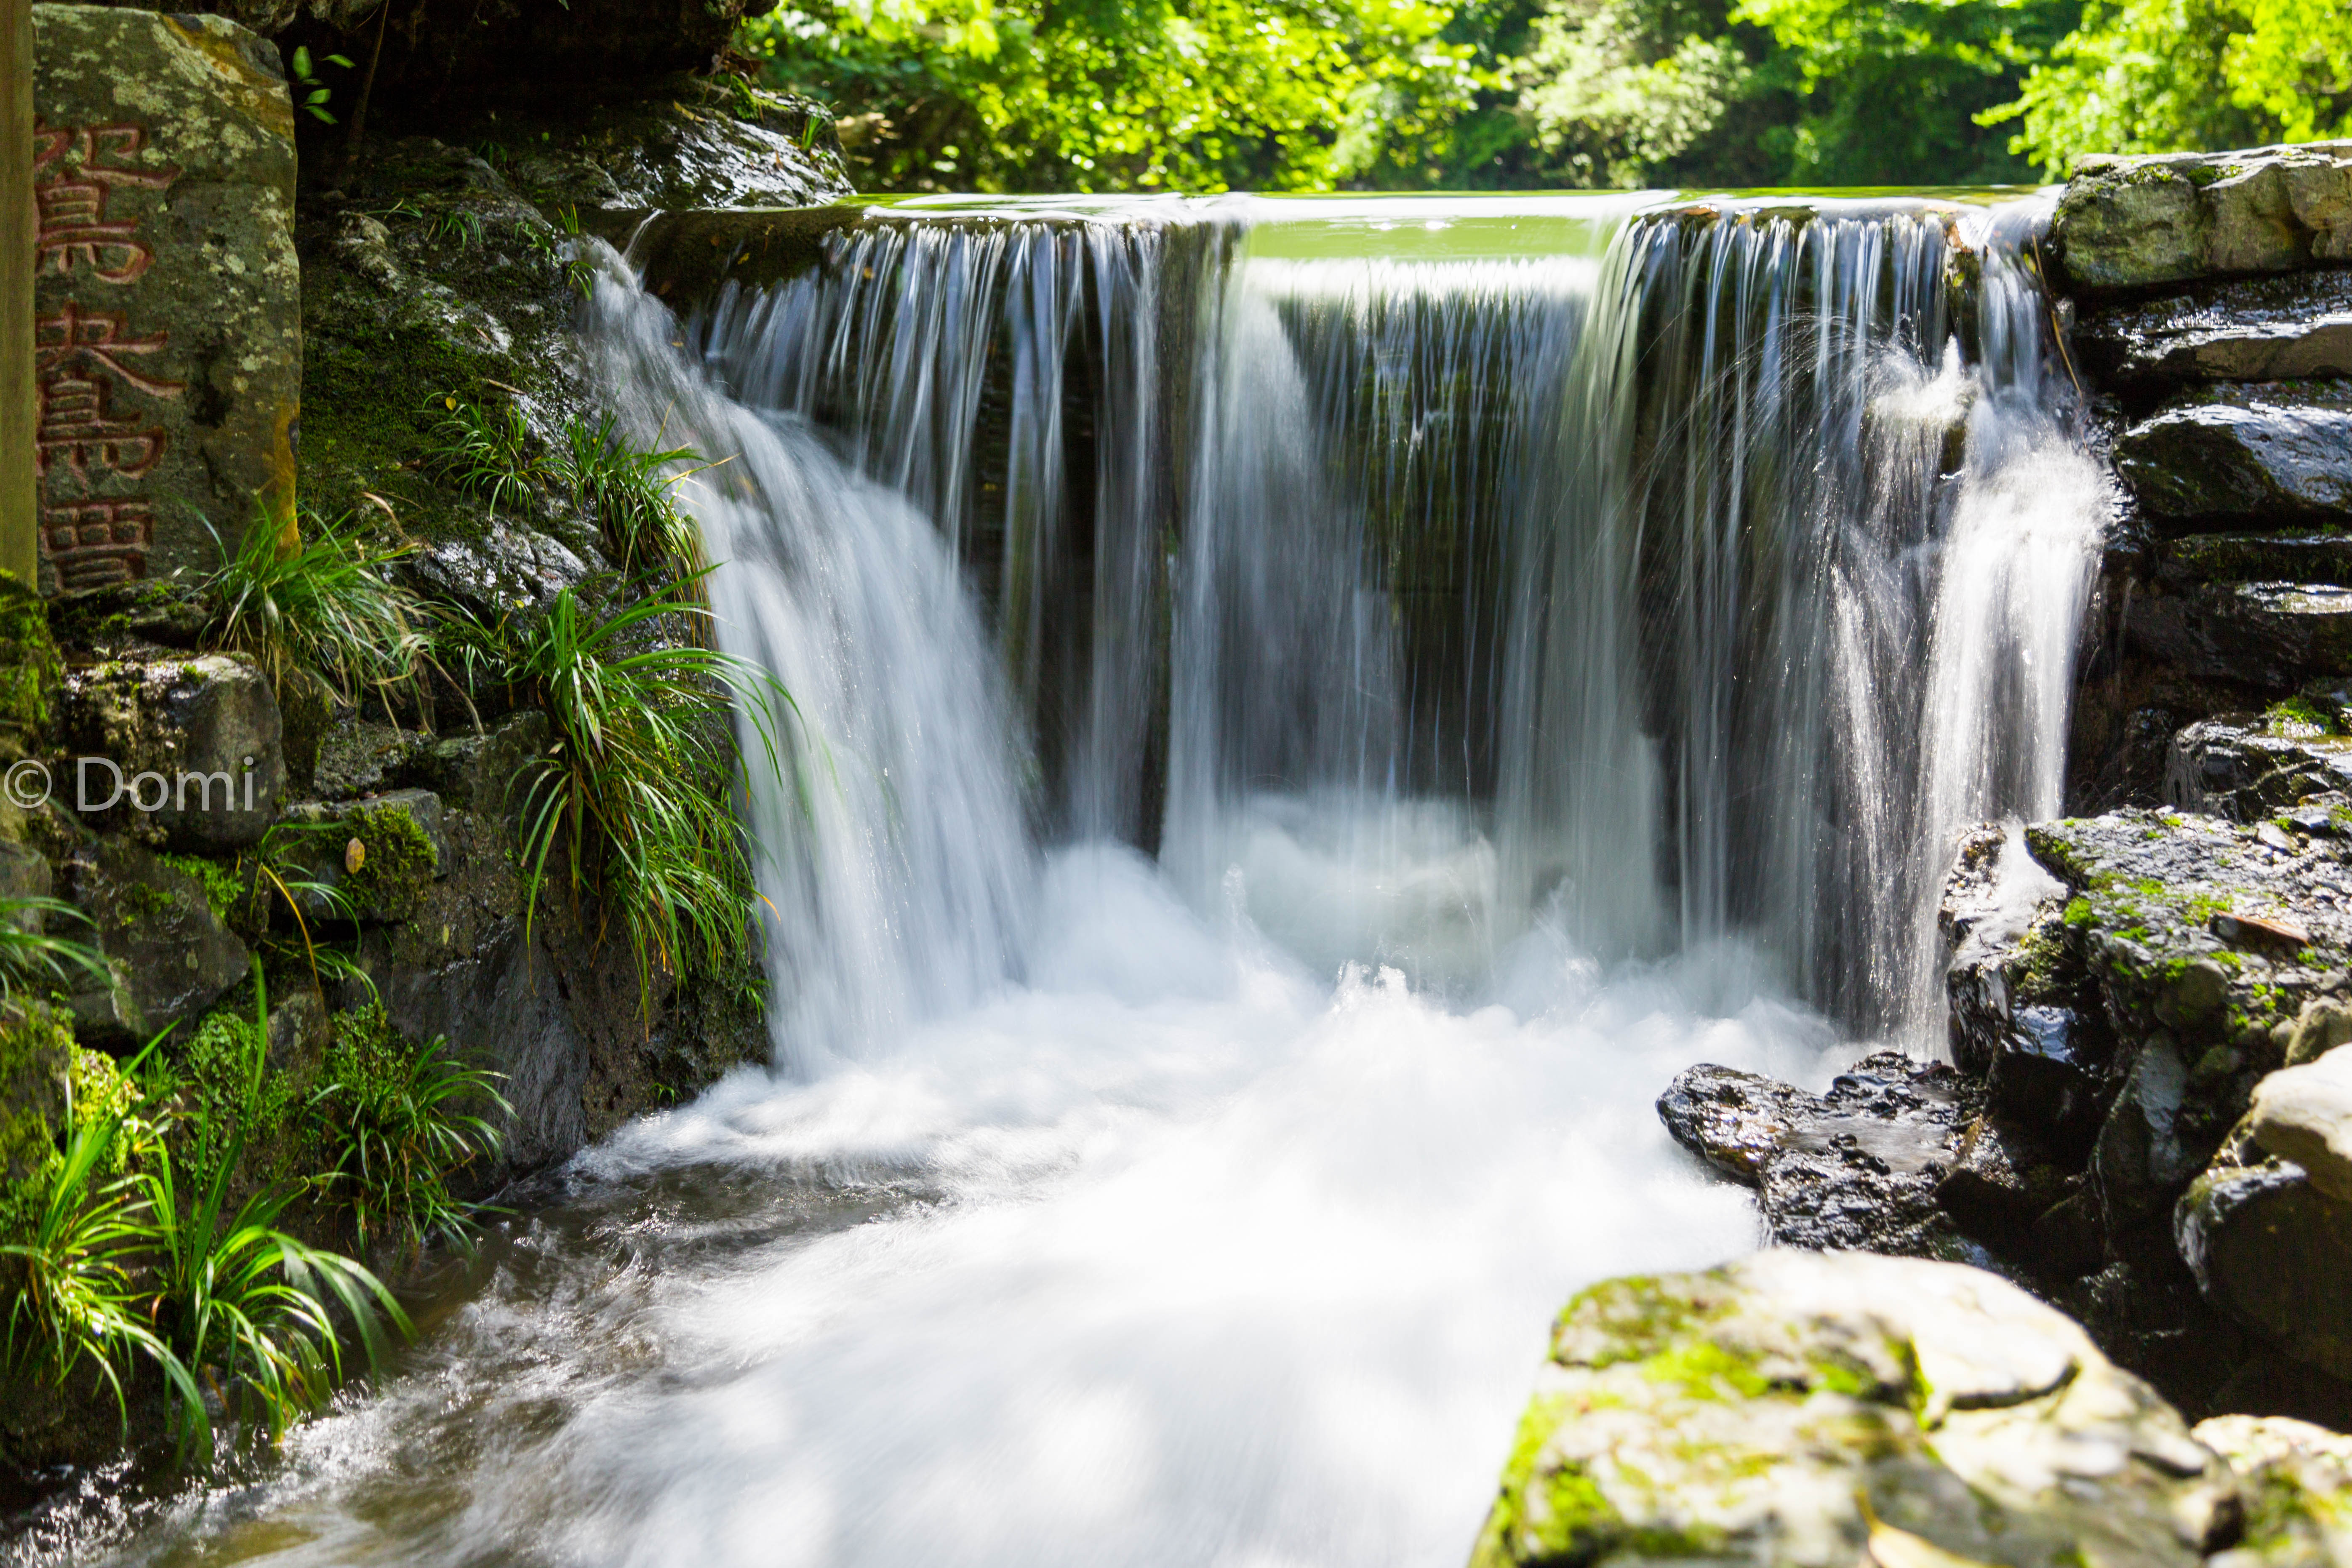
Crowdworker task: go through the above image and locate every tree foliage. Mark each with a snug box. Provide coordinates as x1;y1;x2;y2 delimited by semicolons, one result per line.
747;0;2351;192
1989;0;2352;177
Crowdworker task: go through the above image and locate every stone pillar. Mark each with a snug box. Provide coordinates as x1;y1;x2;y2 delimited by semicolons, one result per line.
29;4;298;597
0;0;32;587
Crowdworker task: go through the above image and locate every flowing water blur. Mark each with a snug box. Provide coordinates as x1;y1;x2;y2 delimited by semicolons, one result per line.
18;191;2105;1568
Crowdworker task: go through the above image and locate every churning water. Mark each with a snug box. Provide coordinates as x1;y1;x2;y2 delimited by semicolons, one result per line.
29;191;2106;1568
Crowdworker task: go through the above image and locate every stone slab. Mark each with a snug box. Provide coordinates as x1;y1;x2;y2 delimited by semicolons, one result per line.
30;4;297;596
2054;142;2352;293
2075;269;2352;392
2116;382;2352;525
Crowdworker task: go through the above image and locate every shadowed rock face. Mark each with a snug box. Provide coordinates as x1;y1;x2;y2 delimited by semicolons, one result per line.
2116;383;2352;527
2074;271;2352;396
1470;1251;2241;1568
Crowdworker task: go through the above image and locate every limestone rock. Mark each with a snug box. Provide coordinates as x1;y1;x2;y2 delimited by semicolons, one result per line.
2115;383;2352;525
2177;1160;2352;1382
2054;142;2352;292
2074;270;2352;392
30;5;299;594
2197;1415;2352;1568
56;836;248;1045
58;653;284;849
1469;1250;2239;1568
2250;1050;2352;1201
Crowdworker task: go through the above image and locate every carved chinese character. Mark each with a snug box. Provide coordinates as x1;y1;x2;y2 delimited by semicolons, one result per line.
36;302;182;397
36;373;167;488
32;123;179;285
39;499;155;589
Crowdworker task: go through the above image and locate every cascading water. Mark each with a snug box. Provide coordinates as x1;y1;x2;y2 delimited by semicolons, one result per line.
41;191;2106;1568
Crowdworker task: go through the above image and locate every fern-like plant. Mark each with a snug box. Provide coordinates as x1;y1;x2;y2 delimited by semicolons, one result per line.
0;894;110;1001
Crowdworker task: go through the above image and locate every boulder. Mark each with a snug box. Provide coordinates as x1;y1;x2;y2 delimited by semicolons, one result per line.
1469;1251;2241;1568
2074;269;2352;393
1656;1053;1976;1256
310;714;432;800
57;654;285;849
2115;383;2352;526
56;836;248;1045
31;5;300;594
2249;1049;2352;1201
2165;717;2352;819
2177;1160;2352;1382
2197;1414;2352;1567
2054;142;2352;293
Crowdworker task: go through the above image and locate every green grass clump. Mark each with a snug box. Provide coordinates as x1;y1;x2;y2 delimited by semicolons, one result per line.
199;509;427;705
448;575;794;1017
0;894;109;1003
558;414;707;581
310;1005;507;1259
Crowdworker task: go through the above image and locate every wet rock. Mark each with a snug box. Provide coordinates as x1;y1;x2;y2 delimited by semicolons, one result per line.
2075;269;2352;393
56;837;249;1045
407;710;548;818
1470;1250;2240;1568
2177;1160;2352;1382
0;840;53;911
405;516;594;621
2167;717;2352;820
2096;1033;2206;1228
57;654;285;849
2053;142;2352;292
2163;534;2352;589
1658;1052;1974;1256
2131;584;2352;696
264;989;331;1087
2249;1049;2352;1200
499;89;852;213
31;5;300;592
2116;383;2352;526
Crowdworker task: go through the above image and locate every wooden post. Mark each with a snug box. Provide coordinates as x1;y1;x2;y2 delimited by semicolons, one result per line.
0;0;31;589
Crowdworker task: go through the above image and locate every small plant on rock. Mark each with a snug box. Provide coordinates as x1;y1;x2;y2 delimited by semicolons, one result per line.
429;394;546;515
309;1005;507;1259
0;894;109;1002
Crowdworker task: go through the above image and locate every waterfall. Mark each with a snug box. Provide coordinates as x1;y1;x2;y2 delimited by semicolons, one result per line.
72;190;2112;1568
647;190;2101;1042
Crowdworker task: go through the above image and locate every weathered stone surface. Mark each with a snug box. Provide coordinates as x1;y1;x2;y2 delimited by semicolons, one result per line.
1658;1053;1977;1256
2197;1414;2352;1567
1470;1251;2239;1568
2249;1048;2352;1201
2177;1160;2352;1382
2075;270;2352;393
56;836;248;1044
57;653;285;848
2116;384;2352;525
31;5;299;594
2129;584;2352;693
2166;717;2352;820
2054;143;2352;292
310;714;432;800
498;91;852;213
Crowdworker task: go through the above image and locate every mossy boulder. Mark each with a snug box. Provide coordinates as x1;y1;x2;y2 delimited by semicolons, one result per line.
0;1002;74;1186
2196;1414;2352;1565
1470;1251;2239;1568
56;835;251;1045
2053;143;2352;293
56;653;285;850
280;788;447;924
2177;1160;2352;1383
